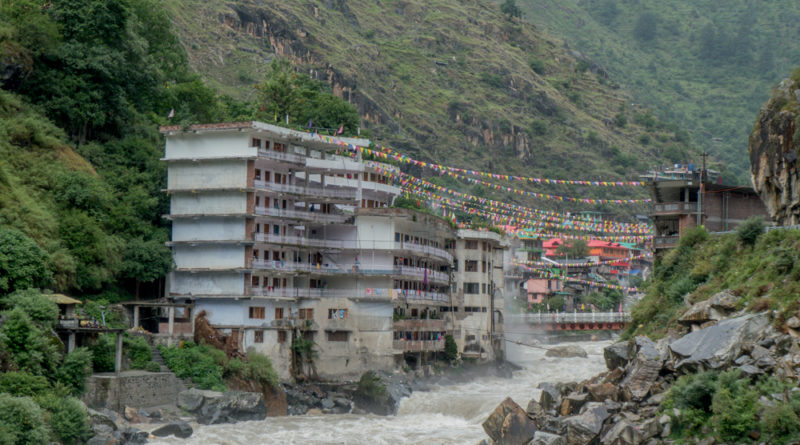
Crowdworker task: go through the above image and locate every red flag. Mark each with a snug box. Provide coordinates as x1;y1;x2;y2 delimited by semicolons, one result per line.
337;125;344;135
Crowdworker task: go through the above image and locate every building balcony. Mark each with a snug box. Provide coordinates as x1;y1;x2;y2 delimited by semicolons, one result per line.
253;180;358;201
394;242;453;263
393;319;446;331
254;233;353;249
654;235;680;249
254;206;350;224
257;149;306;164
392;339;445;352
653;202;698;215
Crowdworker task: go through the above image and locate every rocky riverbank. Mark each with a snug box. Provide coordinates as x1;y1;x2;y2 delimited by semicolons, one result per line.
482;307;800;444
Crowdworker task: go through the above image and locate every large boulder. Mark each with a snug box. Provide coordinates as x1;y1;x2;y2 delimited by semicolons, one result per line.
600;420;642;445
560;393;588;416
619;337;663;402
352;371;407;416
603;342;632;370
482;397;537;445
562;402;610;445
586;383;618;403
670;313;770;371
678;299;725;326
749;75;800;226
151;421;193;439
178;388;223;412
532;431;567;445
195;391;267;424
546;345;588;358
539;382;562;413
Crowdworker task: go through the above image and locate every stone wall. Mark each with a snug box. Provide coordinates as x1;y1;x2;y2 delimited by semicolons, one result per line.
83;371;186;411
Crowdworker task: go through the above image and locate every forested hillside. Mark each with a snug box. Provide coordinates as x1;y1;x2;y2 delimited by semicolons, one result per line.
164;0;693;209
516;0;800;184
0;0;247;299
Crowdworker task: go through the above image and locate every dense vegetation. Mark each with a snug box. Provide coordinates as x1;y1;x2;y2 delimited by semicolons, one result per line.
159;342;279;391
663;370;800;444
516;0;800;184
0;290;93;444
626;222;800;339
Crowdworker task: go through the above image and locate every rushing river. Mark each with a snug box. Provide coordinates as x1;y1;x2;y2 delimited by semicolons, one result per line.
150;339;611;445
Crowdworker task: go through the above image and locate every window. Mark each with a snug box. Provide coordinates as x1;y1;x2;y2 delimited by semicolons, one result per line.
254;330;264;343
255;196;260;206
249;306;265;319
302;331;314;341
328;308;348;319
465;335;476;342
251;138;261;148
395;232;401;242
465;260;478;272
274;308;284;320
278;330;287;343
251;276;259;287
482;283;487;294
465;240;478;250
299;308;314;320
255;169;261;180
482;261;487;273
326;331;349;342
464;283;480;294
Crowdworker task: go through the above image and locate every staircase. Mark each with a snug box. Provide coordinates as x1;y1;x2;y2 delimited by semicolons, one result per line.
149;343;168;372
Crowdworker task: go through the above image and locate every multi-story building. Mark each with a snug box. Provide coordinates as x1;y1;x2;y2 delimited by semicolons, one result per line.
641;165;769;253
161;121;413;380
449;229;507;361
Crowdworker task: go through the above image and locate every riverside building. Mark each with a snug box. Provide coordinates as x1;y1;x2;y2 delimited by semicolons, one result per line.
160;121;507;380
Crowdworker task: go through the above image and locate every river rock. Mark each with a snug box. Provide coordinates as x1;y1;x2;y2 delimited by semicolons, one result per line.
151;421;193;439
482;397;537;445
178;388;223;412
560;393;588;416
603;341;632;370
586;383;617;402
709;291;739;312
619;337;663;402
563;402;609;445
124;406;146;424
196;391;267;424
532;431;567;445
539;383;562;412
600;419;642;445
546;345;588;358
678;299;724;326
527;399;545;419
670;313;770;371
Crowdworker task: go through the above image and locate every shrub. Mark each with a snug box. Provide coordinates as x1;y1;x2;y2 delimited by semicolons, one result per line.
2;289;58;328
144;361;162;372
36;394;91;445
529;58;546;75
0;372;50;397
357;371;386;402
614;113;627;127
243;351;279;388
444;334;458;362
0;228;52;294
124;335;152;369
0;307;59;375
159;342;226;391
761;402;800;444
737;216;765;246
88;334;115;372
712;370;758;442
0;393;50;445
679;226;708;248
530;119;547;136
55;347;93;395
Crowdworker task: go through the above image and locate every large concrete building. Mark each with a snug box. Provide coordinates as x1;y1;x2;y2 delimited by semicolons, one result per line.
160;121;508;380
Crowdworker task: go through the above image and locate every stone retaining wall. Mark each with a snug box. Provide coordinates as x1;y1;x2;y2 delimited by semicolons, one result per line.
84;371;185;411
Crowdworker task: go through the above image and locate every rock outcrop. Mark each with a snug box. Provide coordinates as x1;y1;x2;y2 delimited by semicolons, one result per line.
482;397;537;445
750;74;800;226
178;389;267;425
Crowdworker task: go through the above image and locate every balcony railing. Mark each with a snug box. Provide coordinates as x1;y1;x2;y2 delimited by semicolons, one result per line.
654;235;679;247
254;206;349;223
393;339;445;352
653;202;697;215
253;180;358;200
254;233;352;249
249;287;448;302
257;149;305;164
393;319;446;331
394;242;453;262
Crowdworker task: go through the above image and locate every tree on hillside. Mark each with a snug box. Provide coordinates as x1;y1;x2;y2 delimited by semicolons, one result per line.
254;59;360;136
0;228;51;295
501;0;522;19
633;12;658;42
555;239;589;258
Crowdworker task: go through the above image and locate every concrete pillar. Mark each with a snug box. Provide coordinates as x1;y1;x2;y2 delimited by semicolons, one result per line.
167;306;175;347
68;333;76;353
133;306;139;329
115;333;123;375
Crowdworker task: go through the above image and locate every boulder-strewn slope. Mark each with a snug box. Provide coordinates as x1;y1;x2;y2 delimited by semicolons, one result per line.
750;73;800;226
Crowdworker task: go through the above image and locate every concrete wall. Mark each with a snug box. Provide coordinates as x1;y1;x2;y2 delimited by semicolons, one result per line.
173;245;245;269
170;192;248;215
83;372;185;411
170;271;244;296
172;218;246;241
168;160;249;189
165;132;254;159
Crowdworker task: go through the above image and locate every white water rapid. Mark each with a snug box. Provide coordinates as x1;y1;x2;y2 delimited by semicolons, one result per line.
150;340;611;445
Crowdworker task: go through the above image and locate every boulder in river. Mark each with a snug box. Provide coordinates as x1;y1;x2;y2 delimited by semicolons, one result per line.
603;342;632;370
151;421;193;439
669;313;770;371
546;345;588;358
619;337;663;402
187;391;267;424
562;402;609;445
482;397;537;445
538;382;562;413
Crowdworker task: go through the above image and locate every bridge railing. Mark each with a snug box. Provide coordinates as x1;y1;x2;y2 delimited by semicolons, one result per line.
511;312;631;324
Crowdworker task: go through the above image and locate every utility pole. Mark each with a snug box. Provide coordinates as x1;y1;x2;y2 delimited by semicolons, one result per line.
697;152;708;226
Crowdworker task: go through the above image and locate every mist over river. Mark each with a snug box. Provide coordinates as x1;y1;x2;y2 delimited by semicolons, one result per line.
151;340;611;445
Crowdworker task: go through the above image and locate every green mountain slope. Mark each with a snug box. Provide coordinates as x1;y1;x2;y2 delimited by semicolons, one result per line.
515;0;800;184
164;0;694;212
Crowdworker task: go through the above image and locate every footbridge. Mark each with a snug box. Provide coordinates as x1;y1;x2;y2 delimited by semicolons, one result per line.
506;312;631;331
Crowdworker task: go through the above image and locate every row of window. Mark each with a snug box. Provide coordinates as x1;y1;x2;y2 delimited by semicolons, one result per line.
251;329;348;343
439;306;487;313
248;306;314;320
394;232;442;249
464;240;494;251
463;282;490;294
393;331;446;341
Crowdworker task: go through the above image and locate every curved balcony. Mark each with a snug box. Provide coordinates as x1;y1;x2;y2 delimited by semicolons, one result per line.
254;206;350;224
250;261;448;284
394;242;453;262
257;149;305;165
254;180;358;201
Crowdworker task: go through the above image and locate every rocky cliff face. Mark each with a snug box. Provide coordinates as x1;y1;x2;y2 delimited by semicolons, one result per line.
749;75;800;226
